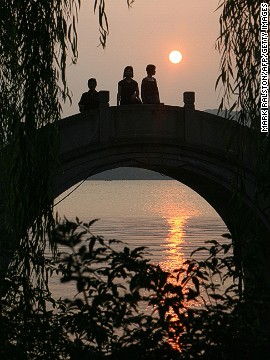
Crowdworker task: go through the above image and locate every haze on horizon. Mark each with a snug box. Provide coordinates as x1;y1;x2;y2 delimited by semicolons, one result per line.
61;0;222;117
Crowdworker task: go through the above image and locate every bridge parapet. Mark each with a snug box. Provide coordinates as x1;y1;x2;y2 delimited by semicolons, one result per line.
109;105;185;144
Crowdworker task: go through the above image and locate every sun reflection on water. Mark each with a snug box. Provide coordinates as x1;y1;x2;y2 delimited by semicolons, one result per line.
159;215;203;351
160;216;189;272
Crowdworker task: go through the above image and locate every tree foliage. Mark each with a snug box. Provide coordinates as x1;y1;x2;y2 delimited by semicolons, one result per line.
0;0;82;294
2;218;269;358
216;0;263;128
216;0;270;300
4;218;266;359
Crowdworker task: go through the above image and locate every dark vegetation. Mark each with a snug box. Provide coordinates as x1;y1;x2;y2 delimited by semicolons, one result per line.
1;218;269;359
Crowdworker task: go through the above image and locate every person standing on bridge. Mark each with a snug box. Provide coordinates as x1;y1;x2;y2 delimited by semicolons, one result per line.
78;78;99;112
141;64;160;104
117;66;141;105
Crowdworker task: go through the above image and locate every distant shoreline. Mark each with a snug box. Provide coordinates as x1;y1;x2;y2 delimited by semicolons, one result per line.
88;178;173;181
87;168;172;181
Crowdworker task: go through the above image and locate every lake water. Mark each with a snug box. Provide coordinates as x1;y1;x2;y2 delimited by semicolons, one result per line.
52;180;228;298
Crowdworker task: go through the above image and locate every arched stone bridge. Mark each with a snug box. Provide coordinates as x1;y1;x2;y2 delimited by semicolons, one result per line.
55;92;266;238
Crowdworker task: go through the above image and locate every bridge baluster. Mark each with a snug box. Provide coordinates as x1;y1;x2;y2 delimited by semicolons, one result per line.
183;91;195;109
98;91;110;107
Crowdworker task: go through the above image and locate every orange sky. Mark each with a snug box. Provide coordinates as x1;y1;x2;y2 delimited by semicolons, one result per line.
62;0;222;116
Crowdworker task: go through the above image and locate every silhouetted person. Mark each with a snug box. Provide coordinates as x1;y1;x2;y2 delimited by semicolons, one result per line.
117;66;140;105
78;78;99;112
141;64;160;104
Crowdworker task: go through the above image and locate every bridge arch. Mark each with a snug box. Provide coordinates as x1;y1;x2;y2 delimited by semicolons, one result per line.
56;141;238;231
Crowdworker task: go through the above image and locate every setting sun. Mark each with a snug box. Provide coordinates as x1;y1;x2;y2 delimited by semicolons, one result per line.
169;50;183;64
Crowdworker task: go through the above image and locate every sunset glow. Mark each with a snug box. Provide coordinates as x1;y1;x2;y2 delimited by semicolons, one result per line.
169;50;183;64
61;1;221;114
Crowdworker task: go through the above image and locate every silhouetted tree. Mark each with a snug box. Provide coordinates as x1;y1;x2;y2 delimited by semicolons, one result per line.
216;0;270;337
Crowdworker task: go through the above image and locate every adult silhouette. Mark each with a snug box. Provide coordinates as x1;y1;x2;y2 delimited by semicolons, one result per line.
141;64;160;104
117;66;140;105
